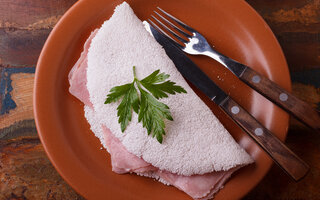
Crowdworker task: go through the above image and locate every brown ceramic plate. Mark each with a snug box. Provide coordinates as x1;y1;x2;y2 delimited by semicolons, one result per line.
34;0;290;199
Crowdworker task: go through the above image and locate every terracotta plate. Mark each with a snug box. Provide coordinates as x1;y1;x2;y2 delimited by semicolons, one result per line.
34;0;290;199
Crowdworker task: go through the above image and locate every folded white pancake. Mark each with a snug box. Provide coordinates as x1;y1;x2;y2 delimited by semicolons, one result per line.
69;2;255;199
86;2;252;176
69;29;247;199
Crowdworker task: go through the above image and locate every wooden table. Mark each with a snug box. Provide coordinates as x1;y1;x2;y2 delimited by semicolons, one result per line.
0;0;319;199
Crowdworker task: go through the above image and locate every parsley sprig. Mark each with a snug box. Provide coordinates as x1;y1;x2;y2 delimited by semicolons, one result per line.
105;66;187;143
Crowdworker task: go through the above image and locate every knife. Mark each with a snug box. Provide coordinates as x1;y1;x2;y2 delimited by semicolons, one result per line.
144;21;309;181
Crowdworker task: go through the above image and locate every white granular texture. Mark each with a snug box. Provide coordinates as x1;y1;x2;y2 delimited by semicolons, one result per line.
86;2;253;176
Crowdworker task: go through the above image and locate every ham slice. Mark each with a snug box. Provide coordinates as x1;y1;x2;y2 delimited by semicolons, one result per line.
68;33;245;199
158;167;240;200
68;5;252;197
68;29;98;107
102;125;157;174
101;124;240;200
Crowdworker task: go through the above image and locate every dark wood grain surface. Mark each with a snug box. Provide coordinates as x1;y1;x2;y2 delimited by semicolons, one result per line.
0;0;319;199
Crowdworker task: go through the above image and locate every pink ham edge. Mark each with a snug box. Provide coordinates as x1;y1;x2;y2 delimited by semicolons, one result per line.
158;166;241;200
102;125;240;200
68;29;99;107
68;29;246;200
102;125;157;174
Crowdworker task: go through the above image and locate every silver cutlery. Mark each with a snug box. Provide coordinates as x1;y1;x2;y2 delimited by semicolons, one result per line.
149;7;320;132
144;21;309;181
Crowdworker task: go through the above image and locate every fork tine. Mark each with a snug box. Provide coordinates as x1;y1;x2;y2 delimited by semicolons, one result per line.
157;7;196;33
154;11;192;38
147;19;184;49
147;20;175;42
151;15;188;44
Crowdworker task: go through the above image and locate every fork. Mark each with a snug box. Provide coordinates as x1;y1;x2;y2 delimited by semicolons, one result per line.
148;7;320;132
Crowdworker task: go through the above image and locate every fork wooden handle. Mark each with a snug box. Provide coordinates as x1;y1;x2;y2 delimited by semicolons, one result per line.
239;67;320;132
220;97;310;181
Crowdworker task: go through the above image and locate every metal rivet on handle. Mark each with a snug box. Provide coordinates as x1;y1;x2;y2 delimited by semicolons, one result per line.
255;128;263;136
231;106;240;114
279;93;288;101
252;75;261;83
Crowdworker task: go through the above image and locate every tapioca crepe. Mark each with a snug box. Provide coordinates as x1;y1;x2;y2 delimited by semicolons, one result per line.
68;2;253;199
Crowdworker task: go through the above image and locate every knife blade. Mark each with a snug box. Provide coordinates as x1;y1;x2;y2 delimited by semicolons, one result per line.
144;21;309;181
144;21;228;105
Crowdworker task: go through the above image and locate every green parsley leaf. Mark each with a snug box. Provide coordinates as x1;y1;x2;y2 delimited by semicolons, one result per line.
140;70;187;99
138;87;173;143
140;69;170;84
105;83;139;132
105;83;132;104
105;66;187;143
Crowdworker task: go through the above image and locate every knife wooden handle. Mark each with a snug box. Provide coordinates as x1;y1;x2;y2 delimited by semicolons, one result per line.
220;97;309;181
239;67;320;132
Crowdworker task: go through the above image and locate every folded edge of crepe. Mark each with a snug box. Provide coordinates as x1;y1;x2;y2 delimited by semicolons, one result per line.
68;2;254;199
